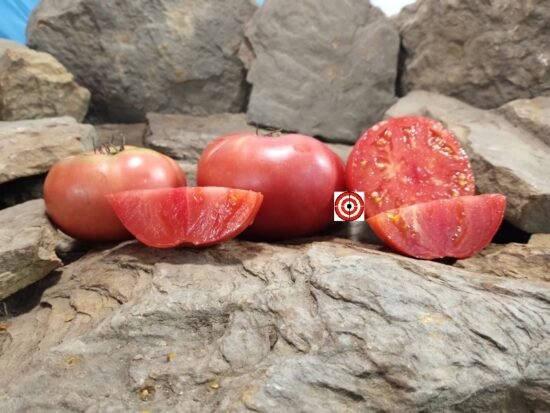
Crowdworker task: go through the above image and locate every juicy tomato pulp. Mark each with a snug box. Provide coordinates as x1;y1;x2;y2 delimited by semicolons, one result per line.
367;194;506;259
347;116;475;217
106;187;263;248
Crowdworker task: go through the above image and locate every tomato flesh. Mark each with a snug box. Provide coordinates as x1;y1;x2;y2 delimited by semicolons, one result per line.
367;194;506;259
106;187;263;248
347;116;475;217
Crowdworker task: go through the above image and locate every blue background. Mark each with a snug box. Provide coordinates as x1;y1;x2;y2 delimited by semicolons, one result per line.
0;0;39;43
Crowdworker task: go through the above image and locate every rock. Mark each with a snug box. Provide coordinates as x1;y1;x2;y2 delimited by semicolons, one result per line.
326;143;353;164
398;0;550;109
27;0;257;122
245;0;399;143
529;234;550;249
385;91;550;234
497;97;550;146
0;200;61;301
0;47;90;121
0;175;45;210
0;39;25;55
455;243;550;282
145;112;256;162
94;123;146;148
1;240;548;411
0;117;95;185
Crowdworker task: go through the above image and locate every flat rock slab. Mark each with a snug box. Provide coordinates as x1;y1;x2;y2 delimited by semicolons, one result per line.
0;47;90;122
398;0;550;109
455;243;550;282
245;0;399;143
94;123;146;148
1;240;548;411
498;97;550;147
27;0;257;122
0;200;61;301
386;91;550;234
145;113;256;162
0;117;96;184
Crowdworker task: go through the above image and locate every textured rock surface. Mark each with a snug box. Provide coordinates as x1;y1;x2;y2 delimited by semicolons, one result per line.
386;91;550;234
498;97;550;146
455;243;550;282
27;0;257;122
0;117;95;184
0;47;90;121
94;123;146;148
530;234;550;249
399;0;550;109
1;240;549;411
0;200;61;301
245;0;399;143
145;113;256;162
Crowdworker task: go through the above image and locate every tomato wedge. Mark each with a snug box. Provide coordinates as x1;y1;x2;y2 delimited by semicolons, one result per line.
347;116;475;217
106;187;263;248
367;194;506;259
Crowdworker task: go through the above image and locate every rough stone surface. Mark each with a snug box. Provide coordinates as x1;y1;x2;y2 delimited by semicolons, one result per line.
0;200;61;301
455;243;550;282
0;117;96;185
0;39;25;55
145;113;256;162
0;47;90;122
497;97;550;147
27;0;257;122
245;0;399;143
385;91;550;234
398;0;550;109
94;123;146;148
0;239;549;412
529;234;550;249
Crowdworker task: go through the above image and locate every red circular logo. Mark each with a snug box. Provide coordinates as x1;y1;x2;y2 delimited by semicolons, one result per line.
335;192;365;221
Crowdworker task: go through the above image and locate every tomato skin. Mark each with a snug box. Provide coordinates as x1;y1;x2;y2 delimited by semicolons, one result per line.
367;194;506;260
107;187;263;248
197;132;345;240
44;146;186;242
347;116;475;217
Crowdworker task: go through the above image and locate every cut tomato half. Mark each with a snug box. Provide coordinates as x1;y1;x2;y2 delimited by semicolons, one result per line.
367;194;506;259
106;187;263;248
347;116;475;217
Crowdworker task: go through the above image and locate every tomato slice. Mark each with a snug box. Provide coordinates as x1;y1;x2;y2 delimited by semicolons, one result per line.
367;194;506;259
347;116;475;217
106;187;263;248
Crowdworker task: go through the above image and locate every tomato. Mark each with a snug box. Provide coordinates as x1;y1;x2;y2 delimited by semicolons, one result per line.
347;116;475;217
106;187;263;248
367;194;506;259
197;132;345;240
44;146;186;242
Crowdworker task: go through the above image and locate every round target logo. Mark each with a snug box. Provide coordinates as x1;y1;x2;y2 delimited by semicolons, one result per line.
334;191;365;222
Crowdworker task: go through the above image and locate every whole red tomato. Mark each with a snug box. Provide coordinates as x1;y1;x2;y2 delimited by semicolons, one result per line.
197;132;345;240
44;146;186;242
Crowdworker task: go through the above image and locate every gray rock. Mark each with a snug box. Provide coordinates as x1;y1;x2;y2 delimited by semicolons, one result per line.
497;97;550;146
0;117;96;185
398;0;550;109
245;0;399;143
27;0;257;122
455;243;550;282
0;240;548;411
94;123;146;148
0;47;90;121
385;91;550;234
145;112;256;162
0;200;61;301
